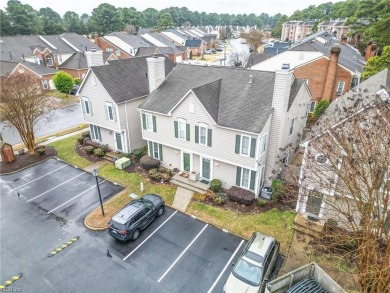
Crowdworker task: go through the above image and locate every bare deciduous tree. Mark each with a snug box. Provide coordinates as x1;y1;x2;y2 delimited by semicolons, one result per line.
0;73;58;154
230;50;249;67
296;92;390;293
241;29;264;51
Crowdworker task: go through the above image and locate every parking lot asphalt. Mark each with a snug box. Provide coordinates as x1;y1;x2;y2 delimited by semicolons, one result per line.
1;159;249;292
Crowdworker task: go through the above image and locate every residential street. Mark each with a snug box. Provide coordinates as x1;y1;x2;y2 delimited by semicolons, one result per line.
0;103;83;145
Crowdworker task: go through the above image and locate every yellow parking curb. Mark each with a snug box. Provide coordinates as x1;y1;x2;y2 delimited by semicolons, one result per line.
0;273;23;289
48;236;79;257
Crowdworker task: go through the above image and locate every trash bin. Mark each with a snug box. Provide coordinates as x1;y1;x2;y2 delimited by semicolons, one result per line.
115;157;131;170
261;187;272;200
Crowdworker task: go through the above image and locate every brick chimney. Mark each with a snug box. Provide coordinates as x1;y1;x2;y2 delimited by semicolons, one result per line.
323;45;341;100
365;41;377;61
341;35;348;45
146;56;165;93
94;34;100;48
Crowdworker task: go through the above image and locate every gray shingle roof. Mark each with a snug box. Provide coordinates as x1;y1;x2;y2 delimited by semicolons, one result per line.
140;64;281;133
164;29;190;40
0;35;49;61
89;55;175;104
185;39;202;48
60;52;112;70
288;79;305;111
107;32;153;48
144;33;181;53
289;31;365;73
0;60;57;77
0;61;17;76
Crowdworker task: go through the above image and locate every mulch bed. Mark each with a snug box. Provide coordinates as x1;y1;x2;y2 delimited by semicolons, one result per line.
0;147;57;174
74;142;104;163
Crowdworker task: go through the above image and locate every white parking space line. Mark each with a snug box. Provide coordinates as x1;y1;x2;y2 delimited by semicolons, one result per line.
157;224;208;283
123;211;178;261
47;180;105;214
26;172;86;203
10;165;68;192
207;239;245;293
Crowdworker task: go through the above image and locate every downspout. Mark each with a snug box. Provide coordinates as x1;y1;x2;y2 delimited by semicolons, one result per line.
295;142;309;212
125;101;132;153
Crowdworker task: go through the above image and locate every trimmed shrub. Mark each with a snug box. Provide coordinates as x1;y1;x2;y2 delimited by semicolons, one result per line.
140;155;160;171
206;189;217;200
313;99;330;118
210;179;222;192
94;148;105;157
74;78;81;85
271;179;285;200
36;148;45;156
81;131;90;138
227;186;255;206
159;166;167;173
193;192;207;201
213;192;227;205
84;146;95;154
99;144;109;153
122;153;131;159
34;144;46;150
160;173;171;182
257;198;267;207
132;148;144;160
78;135;85;144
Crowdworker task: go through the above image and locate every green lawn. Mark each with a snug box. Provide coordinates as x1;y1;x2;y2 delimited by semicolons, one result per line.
187;202;295;254
47;135;90;168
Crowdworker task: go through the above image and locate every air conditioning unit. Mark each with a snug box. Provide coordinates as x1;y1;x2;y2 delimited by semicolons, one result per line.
261;187;272;200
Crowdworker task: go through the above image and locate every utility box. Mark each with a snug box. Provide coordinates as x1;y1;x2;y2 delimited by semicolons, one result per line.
115;157;131;170
0;142;15;163
261;187;272;200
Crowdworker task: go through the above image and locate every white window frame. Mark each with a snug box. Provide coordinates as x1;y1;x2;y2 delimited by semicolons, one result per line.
45;55;53;66
90;125;101;141
240;135;250;157
189;103;195;113
106;48;113;53
199;123;208;146
58;54;63;63
178;118;186;140
337;81;345;95
145;113;153;132
92;77;97;86
42;80;49;89
106;102;115;121
289;117;295;136
261;133;267;155
83;97;91;115
115;49;121;57
152;142;160;160
309;101;316;113
241;168;250;189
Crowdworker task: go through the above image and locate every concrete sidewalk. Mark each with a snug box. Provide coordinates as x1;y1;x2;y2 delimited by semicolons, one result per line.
172;186;193;211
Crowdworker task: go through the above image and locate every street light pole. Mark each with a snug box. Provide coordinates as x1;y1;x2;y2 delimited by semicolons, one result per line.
92;169;105;217
223;45;226;67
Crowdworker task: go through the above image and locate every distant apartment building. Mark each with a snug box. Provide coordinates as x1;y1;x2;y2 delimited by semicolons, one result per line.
281;20;349;43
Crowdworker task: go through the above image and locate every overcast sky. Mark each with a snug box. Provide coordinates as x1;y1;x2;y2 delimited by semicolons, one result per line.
0;0;336;17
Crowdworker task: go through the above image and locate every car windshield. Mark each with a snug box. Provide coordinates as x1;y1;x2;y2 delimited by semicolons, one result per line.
110;220;126;230
232;259;262;286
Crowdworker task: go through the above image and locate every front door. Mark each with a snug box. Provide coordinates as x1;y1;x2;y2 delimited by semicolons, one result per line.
115;132;123;151
201;158;211;180
183;153;190;172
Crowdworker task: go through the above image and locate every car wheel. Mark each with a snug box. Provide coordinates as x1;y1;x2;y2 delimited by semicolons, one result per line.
157;206;164;217
132;229;140;241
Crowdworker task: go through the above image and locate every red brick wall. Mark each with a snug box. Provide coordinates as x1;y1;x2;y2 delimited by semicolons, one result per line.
61;68;88;79
294;57;352;101
97;38;131;59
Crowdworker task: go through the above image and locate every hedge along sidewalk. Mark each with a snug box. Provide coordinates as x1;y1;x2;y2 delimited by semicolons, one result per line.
84;164;177;230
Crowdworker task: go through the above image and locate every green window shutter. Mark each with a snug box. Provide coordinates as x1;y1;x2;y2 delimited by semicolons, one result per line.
235;135;241;154
148;141;152;156
236;167;242;186
186;124;190;141
207;129;212;147
152;116;157;132
174;121;178;138
89;101;93;116
250;170;256;190
113;106;117;122
250;138;256;158
81;100;86;114
195;126;199;144
159;144;163;161
142;113;146;130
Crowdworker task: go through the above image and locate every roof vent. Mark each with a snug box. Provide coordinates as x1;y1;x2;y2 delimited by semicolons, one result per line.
248;75;253;84
91;47;96;52
281;63;290;70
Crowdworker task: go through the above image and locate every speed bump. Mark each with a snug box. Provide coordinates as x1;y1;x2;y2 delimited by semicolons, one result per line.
0;273;23;290
48;236;79;257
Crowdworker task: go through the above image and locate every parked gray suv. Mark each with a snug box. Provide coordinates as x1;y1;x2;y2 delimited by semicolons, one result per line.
223;232;280;293
108;194;164;242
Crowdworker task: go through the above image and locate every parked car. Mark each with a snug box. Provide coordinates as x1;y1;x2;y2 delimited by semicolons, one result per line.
204;48;213;54
223;232;280;293
108;194;165;242
70;85;79;95
216;48;223;52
